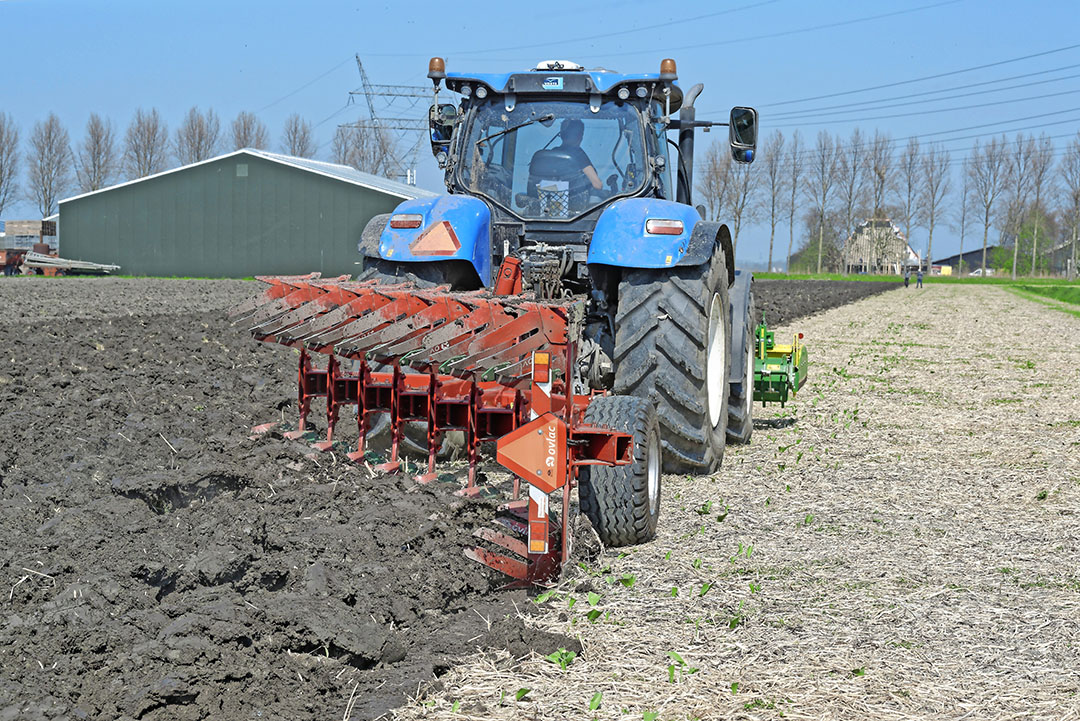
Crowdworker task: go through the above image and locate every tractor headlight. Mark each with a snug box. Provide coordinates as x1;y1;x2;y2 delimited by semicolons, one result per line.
475;85;488;99
635;86;648;98
617;86;630;100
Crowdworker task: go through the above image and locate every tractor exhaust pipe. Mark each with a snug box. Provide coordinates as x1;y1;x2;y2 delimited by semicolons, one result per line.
676;83;704;207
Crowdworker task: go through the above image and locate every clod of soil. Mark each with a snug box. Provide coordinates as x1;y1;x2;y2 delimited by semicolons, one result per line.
0;276;865;720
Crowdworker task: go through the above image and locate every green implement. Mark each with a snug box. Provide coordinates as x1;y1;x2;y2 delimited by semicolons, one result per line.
753;320;808;407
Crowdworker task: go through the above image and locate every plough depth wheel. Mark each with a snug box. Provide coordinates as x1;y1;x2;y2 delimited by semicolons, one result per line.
578;395;661;547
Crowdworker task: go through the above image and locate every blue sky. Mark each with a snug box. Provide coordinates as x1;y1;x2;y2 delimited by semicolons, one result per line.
2;0;1079;266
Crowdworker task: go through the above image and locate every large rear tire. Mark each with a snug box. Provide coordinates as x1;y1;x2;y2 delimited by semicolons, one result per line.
613;250;731;474
726;293;756;445
578;395;661;547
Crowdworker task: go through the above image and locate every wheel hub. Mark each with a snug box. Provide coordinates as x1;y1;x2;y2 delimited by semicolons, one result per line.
706;293;726;428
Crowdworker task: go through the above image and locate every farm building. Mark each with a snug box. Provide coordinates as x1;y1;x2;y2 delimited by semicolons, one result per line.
933;246;1001;275
57;149;436;277
845;218;920;274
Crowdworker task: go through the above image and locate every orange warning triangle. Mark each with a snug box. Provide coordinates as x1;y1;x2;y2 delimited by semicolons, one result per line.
496;413;567;494
410;221;461;256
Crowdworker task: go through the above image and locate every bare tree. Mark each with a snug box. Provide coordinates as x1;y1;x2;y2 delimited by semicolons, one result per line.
1026;134;1055;276
836;128;869;273
281;114;315;158
869;130;893;216
330;126;351;166
726;162;759;251
968;136;1010;274
785;130;803;271
231;111;269;150
123;108;170;179
918;144;951;274
0;113;19;218
175;107;221;165
1059;133;1080;280
330;125;397;176
26;113;73;217
759;131;788;271
75;113;118;193
1004;133;1035;280
697;141;734;222
805;131;838;273
894;137;921;261
955;159;970;275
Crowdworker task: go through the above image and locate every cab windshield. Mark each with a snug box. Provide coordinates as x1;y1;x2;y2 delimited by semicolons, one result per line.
458;98;647;220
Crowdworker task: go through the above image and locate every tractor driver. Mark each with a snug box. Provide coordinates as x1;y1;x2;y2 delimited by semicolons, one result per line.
556;119;603;192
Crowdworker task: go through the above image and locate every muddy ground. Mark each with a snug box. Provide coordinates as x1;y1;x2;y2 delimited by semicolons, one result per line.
0;276;890;720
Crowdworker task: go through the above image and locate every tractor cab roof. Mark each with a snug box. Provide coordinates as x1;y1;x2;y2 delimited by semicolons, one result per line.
444;61;684;112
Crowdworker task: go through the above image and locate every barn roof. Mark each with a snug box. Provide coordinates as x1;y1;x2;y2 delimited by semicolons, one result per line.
60;148;438;206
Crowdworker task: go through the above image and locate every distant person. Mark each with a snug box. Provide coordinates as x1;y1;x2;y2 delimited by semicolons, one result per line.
916;268;924;288
904;269;910;288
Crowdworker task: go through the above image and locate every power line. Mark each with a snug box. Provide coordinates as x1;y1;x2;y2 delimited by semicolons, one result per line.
446;0;782;57
761;114;1080;164
573;0;961;60
763;65;1080;120
763;42;1080;108
768;89;1080;127
256;56;355;113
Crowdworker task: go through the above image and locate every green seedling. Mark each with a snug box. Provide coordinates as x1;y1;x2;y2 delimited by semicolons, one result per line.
699;583;713;597
587;591;601;607
665;550;672;560
586;609;602;623
695;500;713;515
731;682;740;695
535;589;559;604
619;573;636;588
692;558;703;569
567;596;577;609
515;688;531;701
851;667;866;677
643;712;660;721
670;586;678;597
666;651;700;683
804;514;815;526
748;581;761;594
546;648;577;670
451;700;460;712
589;691;603;711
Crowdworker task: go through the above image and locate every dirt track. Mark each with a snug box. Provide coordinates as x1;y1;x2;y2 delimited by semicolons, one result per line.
393;284;1080;720
0;276;893;720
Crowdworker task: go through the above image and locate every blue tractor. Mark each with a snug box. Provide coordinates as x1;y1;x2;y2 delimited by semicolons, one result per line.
357;57;758;542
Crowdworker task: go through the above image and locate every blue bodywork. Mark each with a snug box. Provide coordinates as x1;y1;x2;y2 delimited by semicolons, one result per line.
378;196;493;286
589;199;700;268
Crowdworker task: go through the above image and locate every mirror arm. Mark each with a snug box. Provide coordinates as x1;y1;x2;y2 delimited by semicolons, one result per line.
668;120;729;130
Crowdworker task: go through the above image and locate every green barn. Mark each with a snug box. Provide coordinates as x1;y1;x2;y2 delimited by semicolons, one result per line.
58;149;436;277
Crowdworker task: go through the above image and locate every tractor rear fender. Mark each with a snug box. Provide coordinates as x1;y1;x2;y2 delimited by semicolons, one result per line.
727;268;754;386
588;199;735;285
358;195;493;286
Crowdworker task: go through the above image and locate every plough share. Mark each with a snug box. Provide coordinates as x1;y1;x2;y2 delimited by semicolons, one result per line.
232;273;635;587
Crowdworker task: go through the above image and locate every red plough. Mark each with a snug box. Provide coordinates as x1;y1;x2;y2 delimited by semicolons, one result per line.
233;274;633;586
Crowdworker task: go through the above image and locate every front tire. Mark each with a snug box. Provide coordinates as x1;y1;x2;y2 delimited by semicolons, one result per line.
578;395;661;547
613;250;732;473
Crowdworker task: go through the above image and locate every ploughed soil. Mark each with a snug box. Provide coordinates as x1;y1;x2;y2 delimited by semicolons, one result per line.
0;276;892;720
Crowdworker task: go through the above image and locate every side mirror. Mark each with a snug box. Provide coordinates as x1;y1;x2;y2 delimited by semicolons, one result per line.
729;106;757;164
429;103;459;165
